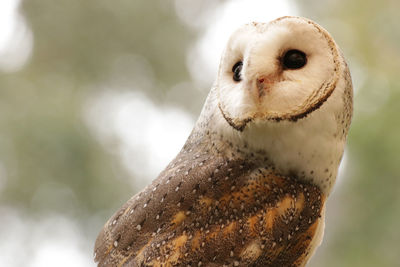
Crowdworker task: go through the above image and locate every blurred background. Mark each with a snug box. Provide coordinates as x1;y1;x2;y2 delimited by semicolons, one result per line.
0;0;399;266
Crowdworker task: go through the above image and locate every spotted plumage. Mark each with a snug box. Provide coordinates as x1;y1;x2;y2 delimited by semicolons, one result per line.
95;132;323;266
95;16;352;266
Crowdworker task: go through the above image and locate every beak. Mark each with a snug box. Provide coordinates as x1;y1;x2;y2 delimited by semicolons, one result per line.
255;75;274;100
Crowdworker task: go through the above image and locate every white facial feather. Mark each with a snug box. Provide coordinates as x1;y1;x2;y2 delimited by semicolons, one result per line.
195;16;352;195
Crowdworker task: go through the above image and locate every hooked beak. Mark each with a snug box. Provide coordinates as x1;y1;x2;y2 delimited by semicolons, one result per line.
254;75;274;100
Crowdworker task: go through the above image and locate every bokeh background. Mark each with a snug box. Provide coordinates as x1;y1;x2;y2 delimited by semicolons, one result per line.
1;0;399;266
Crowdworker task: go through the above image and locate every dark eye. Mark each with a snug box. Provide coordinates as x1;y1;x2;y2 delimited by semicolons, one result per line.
282;50;307;69
232;61;243;82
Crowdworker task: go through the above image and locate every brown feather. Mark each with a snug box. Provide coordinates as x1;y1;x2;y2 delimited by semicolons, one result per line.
94;136;324;267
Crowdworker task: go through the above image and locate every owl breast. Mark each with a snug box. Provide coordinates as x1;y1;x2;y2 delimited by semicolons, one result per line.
94;140;324;267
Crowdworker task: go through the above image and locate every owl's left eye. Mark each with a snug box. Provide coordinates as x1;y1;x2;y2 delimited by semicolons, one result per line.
282;50;307;69
232;61;243;82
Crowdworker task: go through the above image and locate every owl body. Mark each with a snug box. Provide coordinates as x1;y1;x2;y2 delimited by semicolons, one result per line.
95;17;352;266
95;132;325;266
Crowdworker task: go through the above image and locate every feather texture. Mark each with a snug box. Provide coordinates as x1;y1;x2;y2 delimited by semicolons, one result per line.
95;134;324;266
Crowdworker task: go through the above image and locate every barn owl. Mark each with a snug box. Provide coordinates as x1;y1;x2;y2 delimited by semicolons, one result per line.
94;16;353;266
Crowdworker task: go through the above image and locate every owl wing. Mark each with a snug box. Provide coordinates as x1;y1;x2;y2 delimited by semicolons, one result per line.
94;149;324;267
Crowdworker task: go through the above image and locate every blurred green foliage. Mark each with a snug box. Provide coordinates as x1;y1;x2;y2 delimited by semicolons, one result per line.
1;0;195;215
0;0;399;266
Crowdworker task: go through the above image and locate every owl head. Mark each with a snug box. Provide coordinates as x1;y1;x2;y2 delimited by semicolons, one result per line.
199;16;353;193
216;16;350;131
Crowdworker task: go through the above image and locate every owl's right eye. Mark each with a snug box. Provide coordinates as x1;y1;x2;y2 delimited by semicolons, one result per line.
232;61;243;82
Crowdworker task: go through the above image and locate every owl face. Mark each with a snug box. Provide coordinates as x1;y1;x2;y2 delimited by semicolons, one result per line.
217;17;341;131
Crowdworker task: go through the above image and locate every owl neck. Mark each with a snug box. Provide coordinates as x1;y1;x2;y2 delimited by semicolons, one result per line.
191;86;346;196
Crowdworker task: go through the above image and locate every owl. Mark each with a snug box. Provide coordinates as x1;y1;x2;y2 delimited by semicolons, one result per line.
94;16;353;267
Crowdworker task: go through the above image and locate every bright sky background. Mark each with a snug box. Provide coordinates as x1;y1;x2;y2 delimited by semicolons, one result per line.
0;0;32;72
